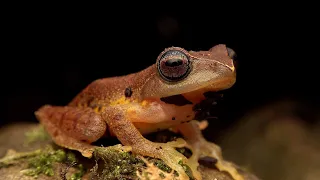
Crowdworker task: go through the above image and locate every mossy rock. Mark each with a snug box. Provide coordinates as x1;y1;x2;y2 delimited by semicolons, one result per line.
0;122;260;180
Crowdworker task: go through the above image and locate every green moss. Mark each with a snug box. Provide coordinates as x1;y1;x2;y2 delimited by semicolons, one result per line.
23;147;65;177
22;146;84;179
91;146;145;179
179;160;195;180
66;151;77;163
143;157;195;179
90;145;194;179
69;164;86;180
147;158;172;173
159;172;166;179
24;125;50;145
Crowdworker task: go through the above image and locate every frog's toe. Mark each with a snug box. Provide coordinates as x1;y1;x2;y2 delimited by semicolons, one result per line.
197;141;244;180
155;138;201;180
164;137;187;148
81;148;95;158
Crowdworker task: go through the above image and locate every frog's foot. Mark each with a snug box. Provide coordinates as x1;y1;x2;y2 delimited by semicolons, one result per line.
194;140;243;180
178;121;244;180
134;138;201;180
103;107;204;180
170;120;208;134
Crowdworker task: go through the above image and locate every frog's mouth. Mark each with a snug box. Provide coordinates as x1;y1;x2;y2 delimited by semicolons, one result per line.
159;90;224;120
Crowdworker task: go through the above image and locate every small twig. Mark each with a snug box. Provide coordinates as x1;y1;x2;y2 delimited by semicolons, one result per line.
60;161;77;180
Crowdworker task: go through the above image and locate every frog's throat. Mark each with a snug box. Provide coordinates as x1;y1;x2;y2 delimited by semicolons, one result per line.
192;91;224;120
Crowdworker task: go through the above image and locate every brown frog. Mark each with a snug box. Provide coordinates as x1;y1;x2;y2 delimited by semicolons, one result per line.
35;44;242;180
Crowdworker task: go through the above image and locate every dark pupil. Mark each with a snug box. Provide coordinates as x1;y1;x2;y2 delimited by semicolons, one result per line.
165;59;183;67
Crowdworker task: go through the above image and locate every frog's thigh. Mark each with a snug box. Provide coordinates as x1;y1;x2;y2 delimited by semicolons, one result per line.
35;105;107;158
177;120;244;180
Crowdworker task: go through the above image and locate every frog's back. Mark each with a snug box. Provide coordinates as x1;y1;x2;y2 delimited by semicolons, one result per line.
68;66;155;109
68;75;133;107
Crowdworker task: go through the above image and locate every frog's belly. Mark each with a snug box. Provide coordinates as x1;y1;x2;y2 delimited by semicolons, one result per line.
110;101;196;135
133;120;188;135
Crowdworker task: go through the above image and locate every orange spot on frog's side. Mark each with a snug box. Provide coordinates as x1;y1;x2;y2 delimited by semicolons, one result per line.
110;97;130;106
127;107;137;115
94;106;104;113
109;96;138;106
141;100;148;107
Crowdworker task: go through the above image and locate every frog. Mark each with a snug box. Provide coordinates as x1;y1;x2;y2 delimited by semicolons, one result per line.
35;44;243;180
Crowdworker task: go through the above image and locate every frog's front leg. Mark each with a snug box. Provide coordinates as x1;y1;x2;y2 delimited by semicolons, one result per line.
177;120;244;180
35;105;106;158
103;106;200;180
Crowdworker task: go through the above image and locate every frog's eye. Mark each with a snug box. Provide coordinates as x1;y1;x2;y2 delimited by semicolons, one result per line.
157;48;191;82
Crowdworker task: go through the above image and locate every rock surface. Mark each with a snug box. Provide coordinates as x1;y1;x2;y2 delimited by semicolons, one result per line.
0;122;259;180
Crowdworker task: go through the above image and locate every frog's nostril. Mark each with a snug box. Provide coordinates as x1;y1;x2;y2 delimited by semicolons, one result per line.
227;47;237;60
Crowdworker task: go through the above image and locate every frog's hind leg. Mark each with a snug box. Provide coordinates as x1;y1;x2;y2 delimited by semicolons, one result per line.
177;120;244;180
103;106;201;180
35;105;107;158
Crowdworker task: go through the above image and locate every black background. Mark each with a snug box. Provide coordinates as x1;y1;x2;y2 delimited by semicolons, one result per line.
1;3;319;133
